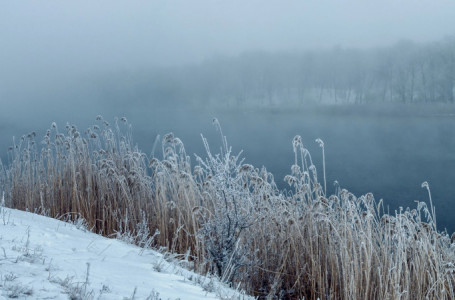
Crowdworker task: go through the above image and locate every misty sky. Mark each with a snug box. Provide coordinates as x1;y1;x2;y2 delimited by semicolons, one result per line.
2;0;455;75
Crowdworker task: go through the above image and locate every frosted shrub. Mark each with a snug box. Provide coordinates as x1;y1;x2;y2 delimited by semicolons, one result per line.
194;120;257;281
193;120;285;289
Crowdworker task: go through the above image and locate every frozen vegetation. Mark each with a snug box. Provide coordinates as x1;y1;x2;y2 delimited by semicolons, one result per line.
1;117;455;299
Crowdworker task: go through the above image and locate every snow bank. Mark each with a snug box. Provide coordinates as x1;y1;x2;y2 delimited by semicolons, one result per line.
0;207;250;299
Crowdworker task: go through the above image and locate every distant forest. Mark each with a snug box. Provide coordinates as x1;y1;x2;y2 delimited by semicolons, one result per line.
98;37;455;107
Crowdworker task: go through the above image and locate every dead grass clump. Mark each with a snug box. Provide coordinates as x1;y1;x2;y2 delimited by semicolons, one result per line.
1;117;201;259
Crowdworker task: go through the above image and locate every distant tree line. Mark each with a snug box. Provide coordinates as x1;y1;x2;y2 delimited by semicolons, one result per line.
97;36;455;107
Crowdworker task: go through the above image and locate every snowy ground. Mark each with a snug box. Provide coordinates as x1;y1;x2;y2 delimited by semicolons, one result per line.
0;207;252;300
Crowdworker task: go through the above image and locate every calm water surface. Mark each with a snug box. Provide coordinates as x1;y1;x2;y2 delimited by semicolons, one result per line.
133;107;455;233
1;105;454;232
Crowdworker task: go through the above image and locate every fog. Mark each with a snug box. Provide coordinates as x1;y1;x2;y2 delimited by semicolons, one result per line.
2;1;455;70
2;1;455;105
1;1;455;231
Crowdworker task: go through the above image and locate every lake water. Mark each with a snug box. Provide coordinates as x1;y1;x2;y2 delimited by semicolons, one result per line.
1;104;454;232
131;105;455;233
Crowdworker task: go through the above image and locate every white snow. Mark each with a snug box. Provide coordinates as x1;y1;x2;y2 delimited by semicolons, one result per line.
0;207;251;300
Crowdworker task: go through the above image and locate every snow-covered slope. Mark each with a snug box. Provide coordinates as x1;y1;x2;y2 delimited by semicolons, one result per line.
0;207;251;300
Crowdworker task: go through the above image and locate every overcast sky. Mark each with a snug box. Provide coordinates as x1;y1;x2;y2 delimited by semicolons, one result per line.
1;0;455;74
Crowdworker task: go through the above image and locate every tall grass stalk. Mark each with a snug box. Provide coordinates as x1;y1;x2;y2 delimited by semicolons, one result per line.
1;118;454;299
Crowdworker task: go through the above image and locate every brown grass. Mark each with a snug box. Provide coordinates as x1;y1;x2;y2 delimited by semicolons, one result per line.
1;117;454;299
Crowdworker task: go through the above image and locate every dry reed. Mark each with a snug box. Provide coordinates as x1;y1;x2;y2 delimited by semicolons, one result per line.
1;117;454;299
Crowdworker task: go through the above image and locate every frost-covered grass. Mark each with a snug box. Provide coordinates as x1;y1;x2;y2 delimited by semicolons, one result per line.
1;117;455;299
